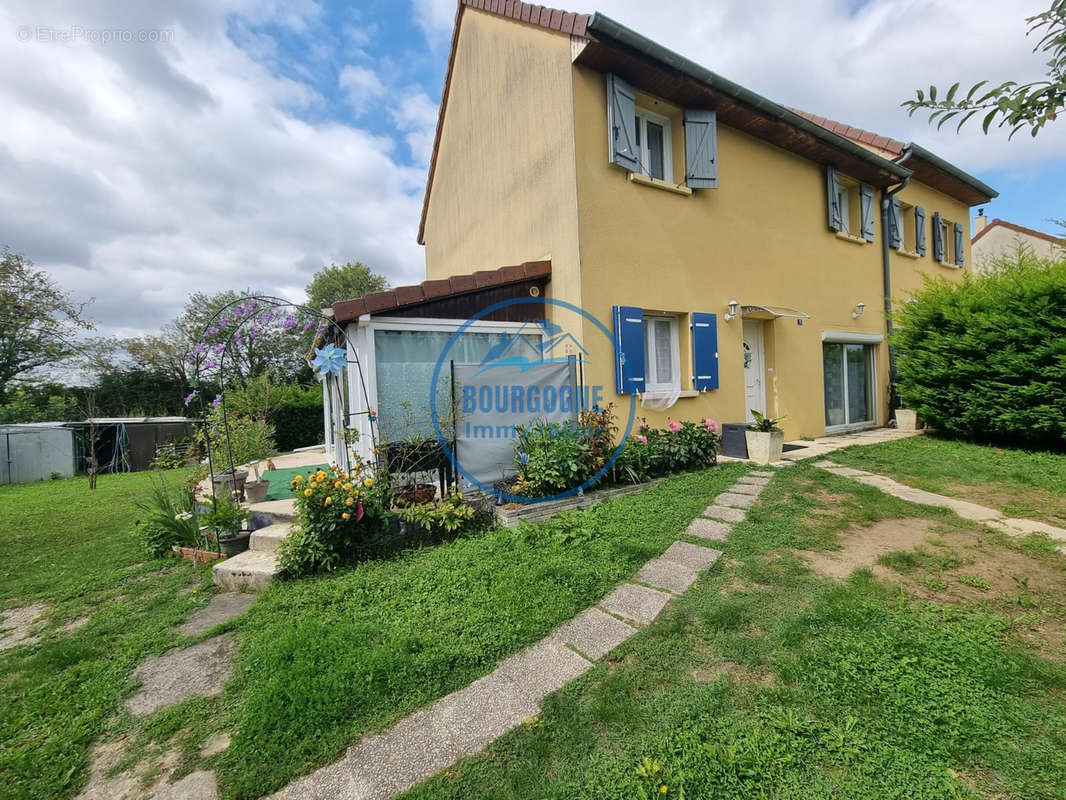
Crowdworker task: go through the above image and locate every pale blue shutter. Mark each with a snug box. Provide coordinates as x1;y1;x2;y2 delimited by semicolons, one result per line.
691;313;719;390
612;305;645;394
606;74;639;172
860;184;875;242
932;212;944;261
888;196;902;250
683;109;718;189
954;222;965;266
915;206;927;255
825;166;842;232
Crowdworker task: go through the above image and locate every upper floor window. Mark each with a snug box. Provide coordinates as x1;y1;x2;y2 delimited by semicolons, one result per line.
634;108;673;182
835;178;858;235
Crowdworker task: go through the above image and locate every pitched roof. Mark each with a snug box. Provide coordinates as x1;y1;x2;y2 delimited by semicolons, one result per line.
972;218;1065;246
789;109;905;157
332;259;551;323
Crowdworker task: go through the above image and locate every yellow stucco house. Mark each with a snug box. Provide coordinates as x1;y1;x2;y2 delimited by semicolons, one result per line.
330;0;996;464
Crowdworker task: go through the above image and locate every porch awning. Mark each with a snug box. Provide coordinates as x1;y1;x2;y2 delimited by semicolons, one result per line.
741;305;811;320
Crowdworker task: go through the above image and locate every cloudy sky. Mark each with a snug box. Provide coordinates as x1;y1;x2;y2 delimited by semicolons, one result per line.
2;0;1063;338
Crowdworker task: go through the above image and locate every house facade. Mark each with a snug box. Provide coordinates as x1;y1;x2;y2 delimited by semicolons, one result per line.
329;0;996;462
971;215;1064;270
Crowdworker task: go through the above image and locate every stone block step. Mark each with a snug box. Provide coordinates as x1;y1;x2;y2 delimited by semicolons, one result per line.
212;550;278;592
247;499;297;522
250;523;290;552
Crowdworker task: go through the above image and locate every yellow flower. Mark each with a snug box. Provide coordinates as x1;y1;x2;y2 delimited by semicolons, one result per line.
363;477;373;488
343;483;352;491
342;512;350;520
293;474;303;483
345;496;354;506
303;488;313;497
324;496;332;506
316;470;327;481
660;787;668;795
334;481;343;489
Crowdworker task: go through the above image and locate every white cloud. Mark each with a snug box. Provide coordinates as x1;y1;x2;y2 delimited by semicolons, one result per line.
410;0;456;46
0;0;426;338
339;64;385;115
390;88;439;165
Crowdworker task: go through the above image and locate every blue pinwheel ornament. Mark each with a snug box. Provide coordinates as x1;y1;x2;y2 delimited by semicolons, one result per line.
311;343;346;380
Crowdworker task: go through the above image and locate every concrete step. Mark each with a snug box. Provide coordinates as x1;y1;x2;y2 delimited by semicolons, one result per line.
247;498;297;522
250;523;290;552
212;550;278;592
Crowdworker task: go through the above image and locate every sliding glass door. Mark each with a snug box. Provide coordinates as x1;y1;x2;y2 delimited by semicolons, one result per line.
823;342;874;429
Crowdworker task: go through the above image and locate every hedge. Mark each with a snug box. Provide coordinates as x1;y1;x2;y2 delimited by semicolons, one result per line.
273;383;324;452
894;256;1066;447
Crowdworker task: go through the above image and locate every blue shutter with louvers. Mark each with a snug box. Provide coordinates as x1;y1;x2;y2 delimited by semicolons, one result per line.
888;195;902;249
932;212;944;261
915;206;927;255
825;166;842;232
860;184;875;242
606;74;639;172
683;109;718;189
612;305;645;395
691;312;719;391
954;222;965;266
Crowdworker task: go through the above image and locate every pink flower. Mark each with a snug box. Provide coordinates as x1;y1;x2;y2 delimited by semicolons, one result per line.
639;420;650;430
635;434;648;445
668;420;681;433
704;418;718;432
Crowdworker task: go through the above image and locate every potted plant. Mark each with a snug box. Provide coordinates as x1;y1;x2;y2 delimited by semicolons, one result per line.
201;494;251;556
895;408;919;431
211;467;249;502
243;460;269;504
745;410;786;465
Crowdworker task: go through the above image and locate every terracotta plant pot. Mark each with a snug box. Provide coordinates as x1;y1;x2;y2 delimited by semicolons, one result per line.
745;429;784;465
171;545;226;564
244;480;269;504
394;483;437;505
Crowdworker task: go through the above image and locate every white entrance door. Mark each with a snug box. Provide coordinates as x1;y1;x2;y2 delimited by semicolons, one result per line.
743;320;765;422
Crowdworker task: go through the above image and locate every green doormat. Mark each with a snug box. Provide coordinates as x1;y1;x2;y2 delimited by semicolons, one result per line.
262;464;329;501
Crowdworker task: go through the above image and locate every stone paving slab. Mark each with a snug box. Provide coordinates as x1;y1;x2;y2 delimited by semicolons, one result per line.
661;541;722;571
552;607;637;660
151;771;218;800
748;470;775;478
493;639;594;702
126;635;235;716
823;466;872;477
636;558;700;595
736;475;770;486
728;482;763;496
702;505;746;523
685;518;732;541
599;583;672;626
175;593;255;636
715;492;758;508
852;474;1002;521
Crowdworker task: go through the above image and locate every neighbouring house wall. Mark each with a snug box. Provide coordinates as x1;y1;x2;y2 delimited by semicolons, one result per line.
971;224;1064;272
421;9;584;340
570;65;972;441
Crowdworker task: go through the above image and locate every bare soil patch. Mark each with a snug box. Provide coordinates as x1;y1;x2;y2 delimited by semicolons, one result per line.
0;602;49;650
802;518;937;579
74;739;180;800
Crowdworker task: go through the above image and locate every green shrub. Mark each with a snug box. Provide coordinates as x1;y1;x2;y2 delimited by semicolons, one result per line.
894;255;1066;446
194;405;277;468
226;376;323;453
133;473;200;556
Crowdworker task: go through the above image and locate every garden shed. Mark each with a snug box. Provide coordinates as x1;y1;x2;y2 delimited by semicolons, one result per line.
0;423;76;484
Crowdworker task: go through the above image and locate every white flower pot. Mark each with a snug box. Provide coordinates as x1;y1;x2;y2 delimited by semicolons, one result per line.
745;430;784;465
895;409;919;431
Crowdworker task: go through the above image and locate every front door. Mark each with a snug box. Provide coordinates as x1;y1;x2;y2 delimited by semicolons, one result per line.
743;320;765;422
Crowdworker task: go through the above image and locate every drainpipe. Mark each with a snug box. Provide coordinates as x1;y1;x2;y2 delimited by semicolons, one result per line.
880;147;912;409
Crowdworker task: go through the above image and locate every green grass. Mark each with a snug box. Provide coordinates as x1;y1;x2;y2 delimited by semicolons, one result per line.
0;462;749;800
830;435;1066;526
0;469;209;800
402;464;1066;800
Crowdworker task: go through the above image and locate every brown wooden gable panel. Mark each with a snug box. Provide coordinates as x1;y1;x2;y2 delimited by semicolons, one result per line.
383;280;549;322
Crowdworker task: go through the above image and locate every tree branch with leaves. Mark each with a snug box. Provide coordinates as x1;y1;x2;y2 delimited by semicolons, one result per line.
902;1;1065;138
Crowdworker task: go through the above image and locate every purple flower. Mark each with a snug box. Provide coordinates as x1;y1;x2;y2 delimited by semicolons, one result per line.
301;318;314;332
194;342;207;356
183;392;195;406
211;343;225;355
212;394;222;408
283;315;297;331
248;327;260;340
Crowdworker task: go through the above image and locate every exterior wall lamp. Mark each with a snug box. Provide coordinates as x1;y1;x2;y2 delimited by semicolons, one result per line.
852;302;866;319
725;299;739;322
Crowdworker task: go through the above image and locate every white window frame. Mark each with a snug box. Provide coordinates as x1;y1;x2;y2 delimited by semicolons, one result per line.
643;313;681;393
939;218;955;264
634;107;673;182
822;339;878;433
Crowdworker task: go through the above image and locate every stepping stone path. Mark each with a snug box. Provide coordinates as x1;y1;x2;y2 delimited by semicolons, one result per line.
269;470;772;800
0;603;49;651
175;593;255;636
815;460;1066;550
126;635;236;717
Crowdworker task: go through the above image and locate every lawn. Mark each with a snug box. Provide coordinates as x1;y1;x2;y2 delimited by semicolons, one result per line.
830;435;1066;526
0;462;748;800
403;464;1066;800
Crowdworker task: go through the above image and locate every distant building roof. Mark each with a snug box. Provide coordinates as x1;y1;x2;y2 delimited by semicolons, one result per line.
972;218;1065;246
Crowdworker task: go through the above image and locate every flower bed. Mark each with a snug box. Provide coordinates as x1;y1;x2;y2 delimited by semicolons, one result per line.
494;478;664;527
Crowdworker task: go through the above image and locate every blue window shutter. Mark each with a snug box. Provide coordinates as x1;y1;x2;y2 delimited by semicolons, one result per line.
612;305;645;394
606;74;639;172
954;222;965;266
915;206;927;255
932;212;944;261
825;166;842;232
888;196;902;249
683;109;718;189
691;312;719;391
860;184;875;242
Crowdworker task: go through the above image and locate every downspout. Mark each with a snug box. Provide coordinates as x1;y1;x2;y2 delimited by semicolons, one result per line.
880;147;912;411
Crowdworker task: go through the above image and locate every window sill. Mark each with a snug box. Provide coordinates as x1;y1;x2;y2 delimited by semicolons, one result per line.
628;172;693;196
936;260;963;270
834;231;869;245
892;248;921;259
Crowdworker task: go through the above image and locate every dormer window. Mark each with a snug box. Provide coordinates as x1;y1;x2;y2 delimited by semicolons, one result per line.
633;108;672;182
